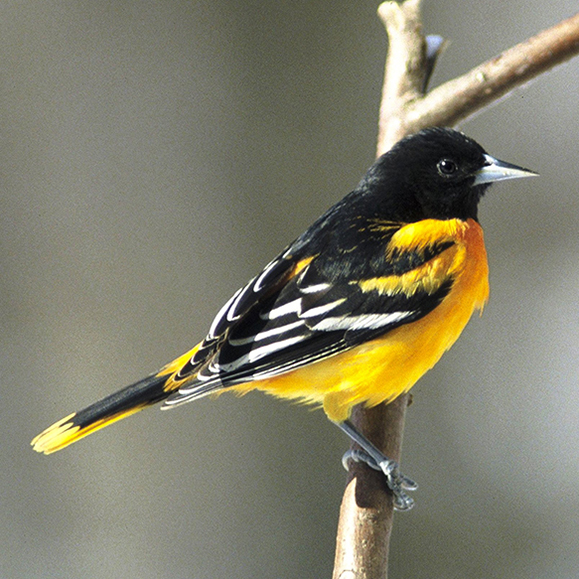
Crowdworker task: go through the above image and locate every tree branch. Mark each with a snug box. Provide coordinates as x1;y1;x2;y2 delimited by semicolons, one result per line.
333;2;579;578
405;10;579;136
376;0;428;154
378;6;579;153
332;397;409;579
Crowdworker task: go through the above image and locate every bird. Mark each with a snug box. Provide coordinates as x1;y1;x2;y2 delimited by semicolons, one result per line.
31;127;536;510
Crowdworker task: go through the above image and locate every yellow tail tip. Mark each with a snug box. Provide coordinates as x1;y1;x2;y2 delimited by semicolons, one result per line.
31;413;80;455
32;404;150;454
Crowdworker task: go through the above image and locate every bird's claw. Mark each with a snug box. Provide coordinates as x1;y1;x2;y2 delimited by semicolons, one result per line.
342;449;417;511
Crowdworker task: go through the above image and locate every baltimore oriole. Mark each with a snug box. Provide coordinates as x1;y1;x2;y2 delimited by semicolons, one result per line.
32;127;536;510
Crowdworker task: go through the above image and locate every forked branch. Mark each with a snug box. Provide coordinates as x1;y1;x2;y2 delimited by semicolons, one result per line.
333;2;579;578
377;2;579;153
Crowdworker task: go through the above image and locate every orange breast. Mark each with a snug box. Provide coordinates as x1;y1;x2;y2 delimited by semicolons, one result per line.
232;218;489;422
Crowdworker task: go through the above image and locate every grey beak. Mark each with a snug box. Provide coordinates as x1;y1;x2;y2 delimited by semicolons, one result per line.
473;154;538;186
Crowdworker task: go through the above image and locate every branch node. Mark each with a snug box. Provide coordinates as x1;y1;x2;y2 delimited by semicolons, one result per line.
423;34;447;91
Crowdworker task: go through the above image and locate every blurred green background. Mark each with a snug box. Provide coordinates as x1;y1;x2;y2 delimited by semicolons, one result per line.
2;1;579;577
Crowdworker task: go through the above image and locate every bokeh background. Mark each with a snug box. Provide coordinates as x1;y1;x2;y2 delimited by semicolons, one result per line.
2;1;578;577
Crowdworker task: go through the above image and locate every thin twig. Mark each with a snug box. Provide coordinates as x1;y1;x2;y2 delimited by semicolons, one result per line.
378;7;579;153
407;11;579;130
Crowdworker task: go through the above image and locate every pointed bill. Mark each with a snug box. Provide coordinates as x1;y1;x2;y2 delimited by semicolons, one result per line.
473;154;538;186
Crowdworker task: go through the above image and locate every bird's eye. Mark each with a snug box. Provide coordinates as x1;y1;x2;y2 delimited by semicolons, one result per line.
437;158;458;177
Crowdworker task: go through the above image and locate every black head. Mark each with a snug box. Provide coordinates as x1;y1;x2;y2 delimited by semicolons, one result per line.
359;127;536;222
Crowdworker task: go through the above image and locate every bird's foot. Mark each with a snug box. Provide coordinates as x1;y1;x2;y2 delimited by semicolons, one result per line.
342;448;417;511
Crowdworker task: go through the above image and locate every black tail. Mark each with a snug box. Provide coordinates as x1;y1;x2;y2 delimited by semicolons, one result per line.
32;373;172;454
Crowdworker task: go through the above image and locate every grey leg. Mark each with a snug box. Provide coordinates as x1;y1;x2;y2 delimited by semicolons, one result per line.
336;419;417;511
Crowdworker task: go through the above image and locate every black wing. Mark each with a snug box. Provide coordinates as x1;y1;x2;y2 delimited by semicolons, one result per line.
164;219;456;407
